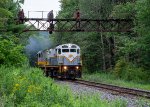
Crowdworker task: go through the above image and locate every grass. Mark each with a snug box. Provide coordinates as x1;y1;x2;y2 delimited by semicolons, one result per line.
0;65;128;107
83;72;150;91
83;72;150;106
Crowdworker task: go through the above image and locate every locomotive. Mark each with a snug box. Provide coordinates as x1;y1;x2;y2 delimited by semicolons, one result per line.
36;43;82;79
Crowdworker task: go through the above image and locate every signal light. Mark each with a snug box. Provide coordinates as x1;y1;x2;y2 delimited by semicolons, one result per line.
48;23;54;34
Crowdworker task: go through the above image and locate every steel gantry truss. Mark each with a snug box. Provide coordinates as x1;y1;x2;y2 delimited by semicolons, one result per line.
23;18;133;32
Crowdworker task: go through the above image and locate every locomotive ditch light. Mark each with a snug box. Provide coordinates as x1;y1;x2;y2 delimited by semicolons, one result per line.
63;66;67;70
76;66;79;69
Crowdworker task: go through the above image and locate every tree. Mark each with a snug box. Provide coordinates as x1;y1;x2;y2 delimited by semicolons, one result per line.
135;0;150;69
0;0;29;66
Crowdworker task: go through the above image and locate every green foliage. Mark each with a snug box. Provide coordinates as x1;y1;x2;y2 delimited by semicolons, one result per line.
0;66;70;106
79;0;112;19
117;36;138;55
0;8;13;17
111;2;135;19
0;38;27;66
0;0;26;32
114;59;149;83
114;59;127;78
83;72;150;91
0;66;127;106
0;0;32;67
0;0;14;28
135;0;150;68
59;0;79;18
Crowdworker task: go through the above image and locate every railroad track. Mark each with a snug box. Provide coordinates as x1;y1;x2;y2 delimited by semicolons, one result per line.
68;79;150;99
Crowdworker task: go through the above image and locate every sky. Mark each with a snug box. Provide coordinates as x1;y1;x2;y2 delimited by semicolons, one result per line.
22;0;61;18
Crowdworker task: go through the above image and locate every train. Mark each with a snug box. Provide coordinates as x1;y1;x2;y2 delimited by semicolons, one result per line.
36;43;82;79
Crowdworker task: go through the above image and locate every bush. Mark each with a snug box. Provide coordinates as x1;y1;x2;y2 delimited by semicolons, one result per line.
114;59;149;83
0;66;127;107
114;59;127;78
0;38;27;66
0;66;73;106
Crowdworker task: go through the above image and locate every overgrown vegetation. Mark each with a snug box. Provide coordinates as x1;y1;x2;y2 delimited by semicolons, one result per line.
114;59;150;83
0;37;27;66
0;0;30;67
83;72;150;91
0;66;127;107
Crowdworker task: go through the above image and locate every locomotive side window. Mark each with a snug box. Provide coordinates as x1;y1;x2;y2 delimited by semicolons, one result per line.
77;49;80;54
70;49;76;52
62;49;69;52
38;54;41;58
58;49;61;54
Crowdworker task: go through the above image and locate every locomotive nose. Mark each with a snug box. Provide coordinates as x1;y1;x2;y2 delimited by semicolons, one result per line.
70;70;75;74
69;54;73;58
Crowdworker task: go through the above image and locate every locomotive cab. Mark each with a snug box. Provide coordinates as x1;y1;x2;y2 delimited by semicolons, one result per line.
37;50;49;66
56;44;81;65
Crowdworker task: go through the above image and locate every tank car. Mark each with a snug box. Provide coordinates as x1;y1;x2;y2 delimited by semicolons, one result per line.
36;43;82;79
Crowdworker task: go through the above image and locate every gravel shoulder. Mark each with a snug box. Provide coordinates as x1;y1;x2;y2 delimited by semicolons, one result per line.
56;80;150;107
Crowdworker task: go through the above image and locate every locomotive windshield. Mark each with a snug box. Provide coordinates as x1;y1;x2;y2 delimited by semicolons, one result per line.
62;49;78;53
70;49;76;52
62;49;69;52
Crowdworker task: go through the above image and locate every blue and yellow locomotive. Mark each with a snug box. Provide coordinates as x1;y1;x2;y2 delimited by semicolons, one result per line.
36;43;82;79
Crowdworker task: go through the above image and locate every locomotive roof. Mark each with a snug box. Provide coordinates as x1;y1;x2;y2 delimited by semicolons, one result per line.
55;43;80;49
37;43;80;54
37;51;42;54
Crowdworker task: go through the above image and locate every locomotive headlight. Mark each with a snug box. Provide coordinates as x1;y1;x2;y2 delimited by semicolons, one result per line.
64;66;67;70
76;66;79;69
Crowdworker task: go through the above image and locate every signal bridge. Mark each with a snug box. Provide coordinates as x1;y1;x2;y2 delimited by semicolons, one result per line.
0;11;133;33
22;11;133;33
23;18;133;33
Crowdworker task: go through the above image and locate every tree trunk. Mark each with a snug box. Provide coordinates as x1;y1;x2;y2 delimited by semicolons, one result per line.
101;33;106;71
109;36;115;67
107;37;112;69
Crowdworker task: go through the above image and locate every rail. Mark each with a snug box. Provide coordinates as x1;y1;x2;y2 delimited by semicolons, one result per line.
68;79;150;99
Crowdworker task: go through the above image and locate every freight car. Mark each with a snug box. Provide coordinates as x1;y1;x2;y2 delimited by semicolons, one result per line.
36;43;82;79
